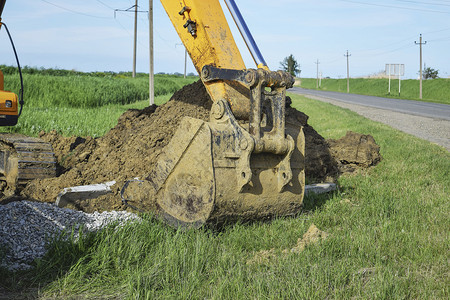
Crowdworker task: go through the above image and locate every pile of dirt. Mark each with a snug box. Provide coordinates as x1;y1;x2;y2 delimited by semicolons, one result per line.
18;81;379;213
328;131;381;173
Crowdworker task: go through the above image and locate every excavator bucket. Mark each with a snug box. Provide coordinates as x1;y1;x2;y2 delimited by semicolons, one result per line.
123;68;305;228
148;116;305;228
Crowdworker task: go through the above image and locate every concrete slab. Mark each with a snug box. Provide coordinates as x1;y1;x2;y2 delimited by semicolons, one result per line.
305;183;337;196
56;181;116;208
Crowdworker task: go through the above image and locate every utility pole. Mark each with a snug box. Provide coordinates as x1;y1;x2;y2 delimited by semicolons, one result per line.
184;49;187;78
115;2;148;79
344;50;351;93
149;0;154;105
132;0;138;78
175;43;188;78
415;34;427;99
314;59;320;88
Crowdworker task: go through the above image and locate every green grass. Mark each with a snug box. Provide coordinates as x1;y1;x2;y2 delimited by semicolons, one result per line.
3;72;197;108
0;68;197;137
299;77;450;105
0;95;170;137
1;93;448;299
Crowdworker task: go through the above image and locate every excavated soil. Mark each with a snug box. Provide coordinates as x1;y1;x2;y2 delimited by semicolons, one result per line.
17;81;380;213
328;131;381;173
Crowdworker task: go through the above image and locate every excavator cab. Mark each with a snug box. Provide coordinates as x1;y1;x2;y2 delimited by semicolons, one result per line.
0;70;19;126
0;0;18;126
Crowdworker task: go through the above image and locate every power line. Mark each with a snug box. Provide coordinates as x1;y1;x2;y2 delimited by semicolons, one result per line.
337;0;450;14
352;26;450;55
392;0;450;7
322;56;342;65
40;0;110;19
423;26;450;35
355;35;418;54
367;43;416;57
114;5;148;18
95;0;115;10
428;35;450;42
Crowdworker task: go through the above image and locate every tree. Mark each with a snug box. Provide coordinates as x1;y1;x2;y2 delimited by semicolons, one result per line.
423;67;439;79
280;54;301;77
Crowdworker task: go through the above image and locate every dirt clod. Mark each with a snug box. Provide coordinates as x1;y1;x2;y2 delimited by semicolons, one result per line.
246;223;329;265
290;223;329;253
327;131;381;173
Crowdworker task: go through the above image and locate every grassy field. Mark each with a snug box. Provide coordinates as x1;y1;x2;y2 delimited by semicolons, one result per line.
299;77;450;105
0;67;197;137
0;96;169;137
0;83;448;298
3;72;197;108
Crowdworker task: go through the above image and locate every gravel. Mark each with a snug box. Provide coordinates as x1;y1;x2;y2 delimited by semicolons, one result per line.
0;201;140;271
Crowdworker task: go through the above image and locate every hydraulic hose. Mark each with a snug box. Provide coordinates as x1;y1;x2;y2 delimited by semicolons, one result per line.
224;0;268;69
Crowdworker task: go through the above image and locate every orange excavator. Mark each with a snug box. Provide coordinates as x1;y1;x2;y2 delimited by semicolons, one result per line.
0;0;56;195
122;0;305;227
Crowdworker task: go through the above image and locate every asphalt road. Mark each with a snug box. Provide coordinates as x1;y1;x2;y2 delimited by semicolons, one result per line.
290;88;450;121
289;88;450;151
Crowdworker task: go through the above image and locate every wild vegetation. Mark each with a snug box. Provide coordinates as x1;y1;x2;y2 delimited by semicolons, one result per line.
280;54;301;77
1;65;198;108
0;70;448;298
0;66;197;137
299;77;450;105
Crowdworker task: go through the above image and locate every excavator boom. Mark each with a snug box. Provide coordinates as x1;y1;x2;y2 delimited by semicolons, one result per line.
161;0;252;119
0;0;5;18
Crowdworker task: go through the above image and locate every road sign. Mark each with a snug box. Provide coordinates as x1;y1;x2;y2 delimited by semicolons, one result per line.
385;64;405;95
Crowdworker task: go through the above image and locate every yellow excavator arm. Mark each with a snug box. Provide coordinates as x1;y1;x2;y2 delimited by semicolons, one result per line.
162;0;246;72
161;0;252;118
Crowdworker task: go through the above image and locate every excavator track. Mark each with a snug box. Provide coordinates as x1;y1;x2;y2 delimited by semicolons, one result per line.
0;133;56;187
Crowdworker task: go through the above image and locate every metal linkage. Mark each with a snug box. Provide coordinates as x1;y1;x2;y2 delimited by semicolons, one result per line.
201;65;294;89
202;65;295;191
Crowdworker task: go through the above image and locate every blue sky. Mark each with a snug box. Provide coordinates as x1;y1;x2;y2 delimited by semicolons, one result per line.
0;0;449;79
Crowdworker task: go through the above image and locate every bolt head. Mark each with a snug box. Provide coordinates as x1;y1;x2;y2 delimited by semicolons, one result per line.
201;67;209;79
240;138;248;150
245;72;255;84
212;101;225;119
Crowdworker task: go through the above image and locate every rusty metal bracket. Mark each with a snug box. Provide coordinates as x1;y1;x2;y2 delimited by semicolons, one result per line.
178;5;196;37
178;6;191;15
210;99;255;192
183;19;197;37
203;65;296;191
